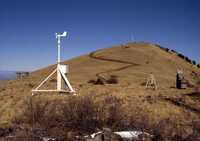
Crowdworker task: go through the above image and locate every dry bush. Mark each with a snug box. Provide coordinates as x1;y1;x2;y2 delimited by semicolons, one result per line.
12;97;65;140
17;95;157;134
127;106;152;133
96;95;124;130
95;78;105;85
88;75;118;85
13;95;200;141
152;118;198;141
186;120;200;141
7;132;42;141
61;95;98;132
0;127;13;138
88;78;105;85
87;80;96;84
106;75;118;84
22;97;49;125
16;97;62;130
61;95;124;132
27;83;34;88
16;95;200;141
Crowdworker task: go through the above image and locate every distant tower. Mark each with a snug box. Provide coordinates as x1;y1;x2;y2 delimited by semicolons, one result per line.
32;31;76;95
145;73;158;90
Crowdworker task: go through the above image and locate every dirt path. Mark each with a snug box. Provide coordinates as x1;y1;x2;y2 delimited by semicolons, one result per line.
89;50;140;78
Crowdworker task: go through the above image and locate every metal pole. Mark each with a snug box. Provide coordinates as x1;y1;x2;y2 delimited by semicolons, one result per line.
57;36;62;91
57;36;61;64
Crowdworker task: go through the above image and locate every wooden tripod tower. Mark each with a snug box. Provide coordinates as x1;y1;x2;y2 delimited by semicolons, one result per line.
32;31;75;95
145;73;158;90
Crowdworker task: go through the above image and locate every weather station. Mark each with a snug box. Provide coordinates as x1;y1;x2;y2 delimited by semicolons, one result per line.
32;31;76;95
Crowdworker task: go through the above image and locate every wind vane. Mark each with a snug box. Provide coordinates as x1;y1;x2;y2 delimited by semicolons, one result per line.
32;31;76;95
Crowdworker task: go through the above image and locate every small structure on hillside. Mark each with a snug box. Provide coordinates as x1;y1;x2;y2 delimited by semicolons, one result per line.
16;72;29;79
176;69;187;89
146;73;158;90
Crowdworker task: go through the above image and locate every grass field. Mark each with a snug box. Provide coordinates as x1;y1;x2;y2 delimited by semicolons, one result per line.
0;42;200;129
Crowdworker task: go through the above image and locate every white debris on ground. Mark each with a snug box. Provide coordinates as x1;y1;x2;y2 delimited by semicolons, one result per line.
42;137;57;141
85;130;152;140
114;131;151;139
88;131;103;138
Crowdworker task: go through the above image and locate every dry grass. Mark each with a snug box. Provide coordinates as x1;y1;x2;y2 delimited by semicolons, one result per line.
0;42;200;130
2;94;198;141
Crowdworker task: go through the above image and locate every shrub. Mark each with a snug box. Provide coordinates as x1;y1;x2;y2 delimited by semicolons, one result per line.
183;121;200;141
61;95;124;131
0;127;13;137
164;48;170;52
22;98;48;125
97;95;123;130
152;119;185;141
19;97;61;129
192;60;196;65
158;46;170;53
185;57;192;64
87;79;96;84
171;50;178;54
18;95;126;134
13;98;68;140
178;53;185;60
61;95;98;132
18;95;200;140
88;75;118;85
106;75;118;84
27;83;34;88
15;96;200;141
9;131;43;141
95;78;106;85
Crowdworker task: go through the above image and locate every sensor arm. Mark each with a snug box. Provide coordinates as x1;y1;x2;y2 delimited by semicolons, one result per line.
55;31;67;64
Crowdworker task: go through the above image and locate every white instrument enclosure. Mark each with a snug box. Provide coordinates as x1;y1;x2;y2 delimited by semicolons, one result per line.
60;65;69;74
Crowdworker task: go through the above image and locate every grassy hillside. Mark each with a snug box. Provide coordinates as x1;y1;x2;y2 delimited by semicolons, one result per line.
0;42;200;127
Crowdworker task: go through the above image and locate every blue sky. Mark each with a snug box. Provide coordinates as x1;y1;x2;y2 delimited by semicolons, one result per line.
0;0;200;71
